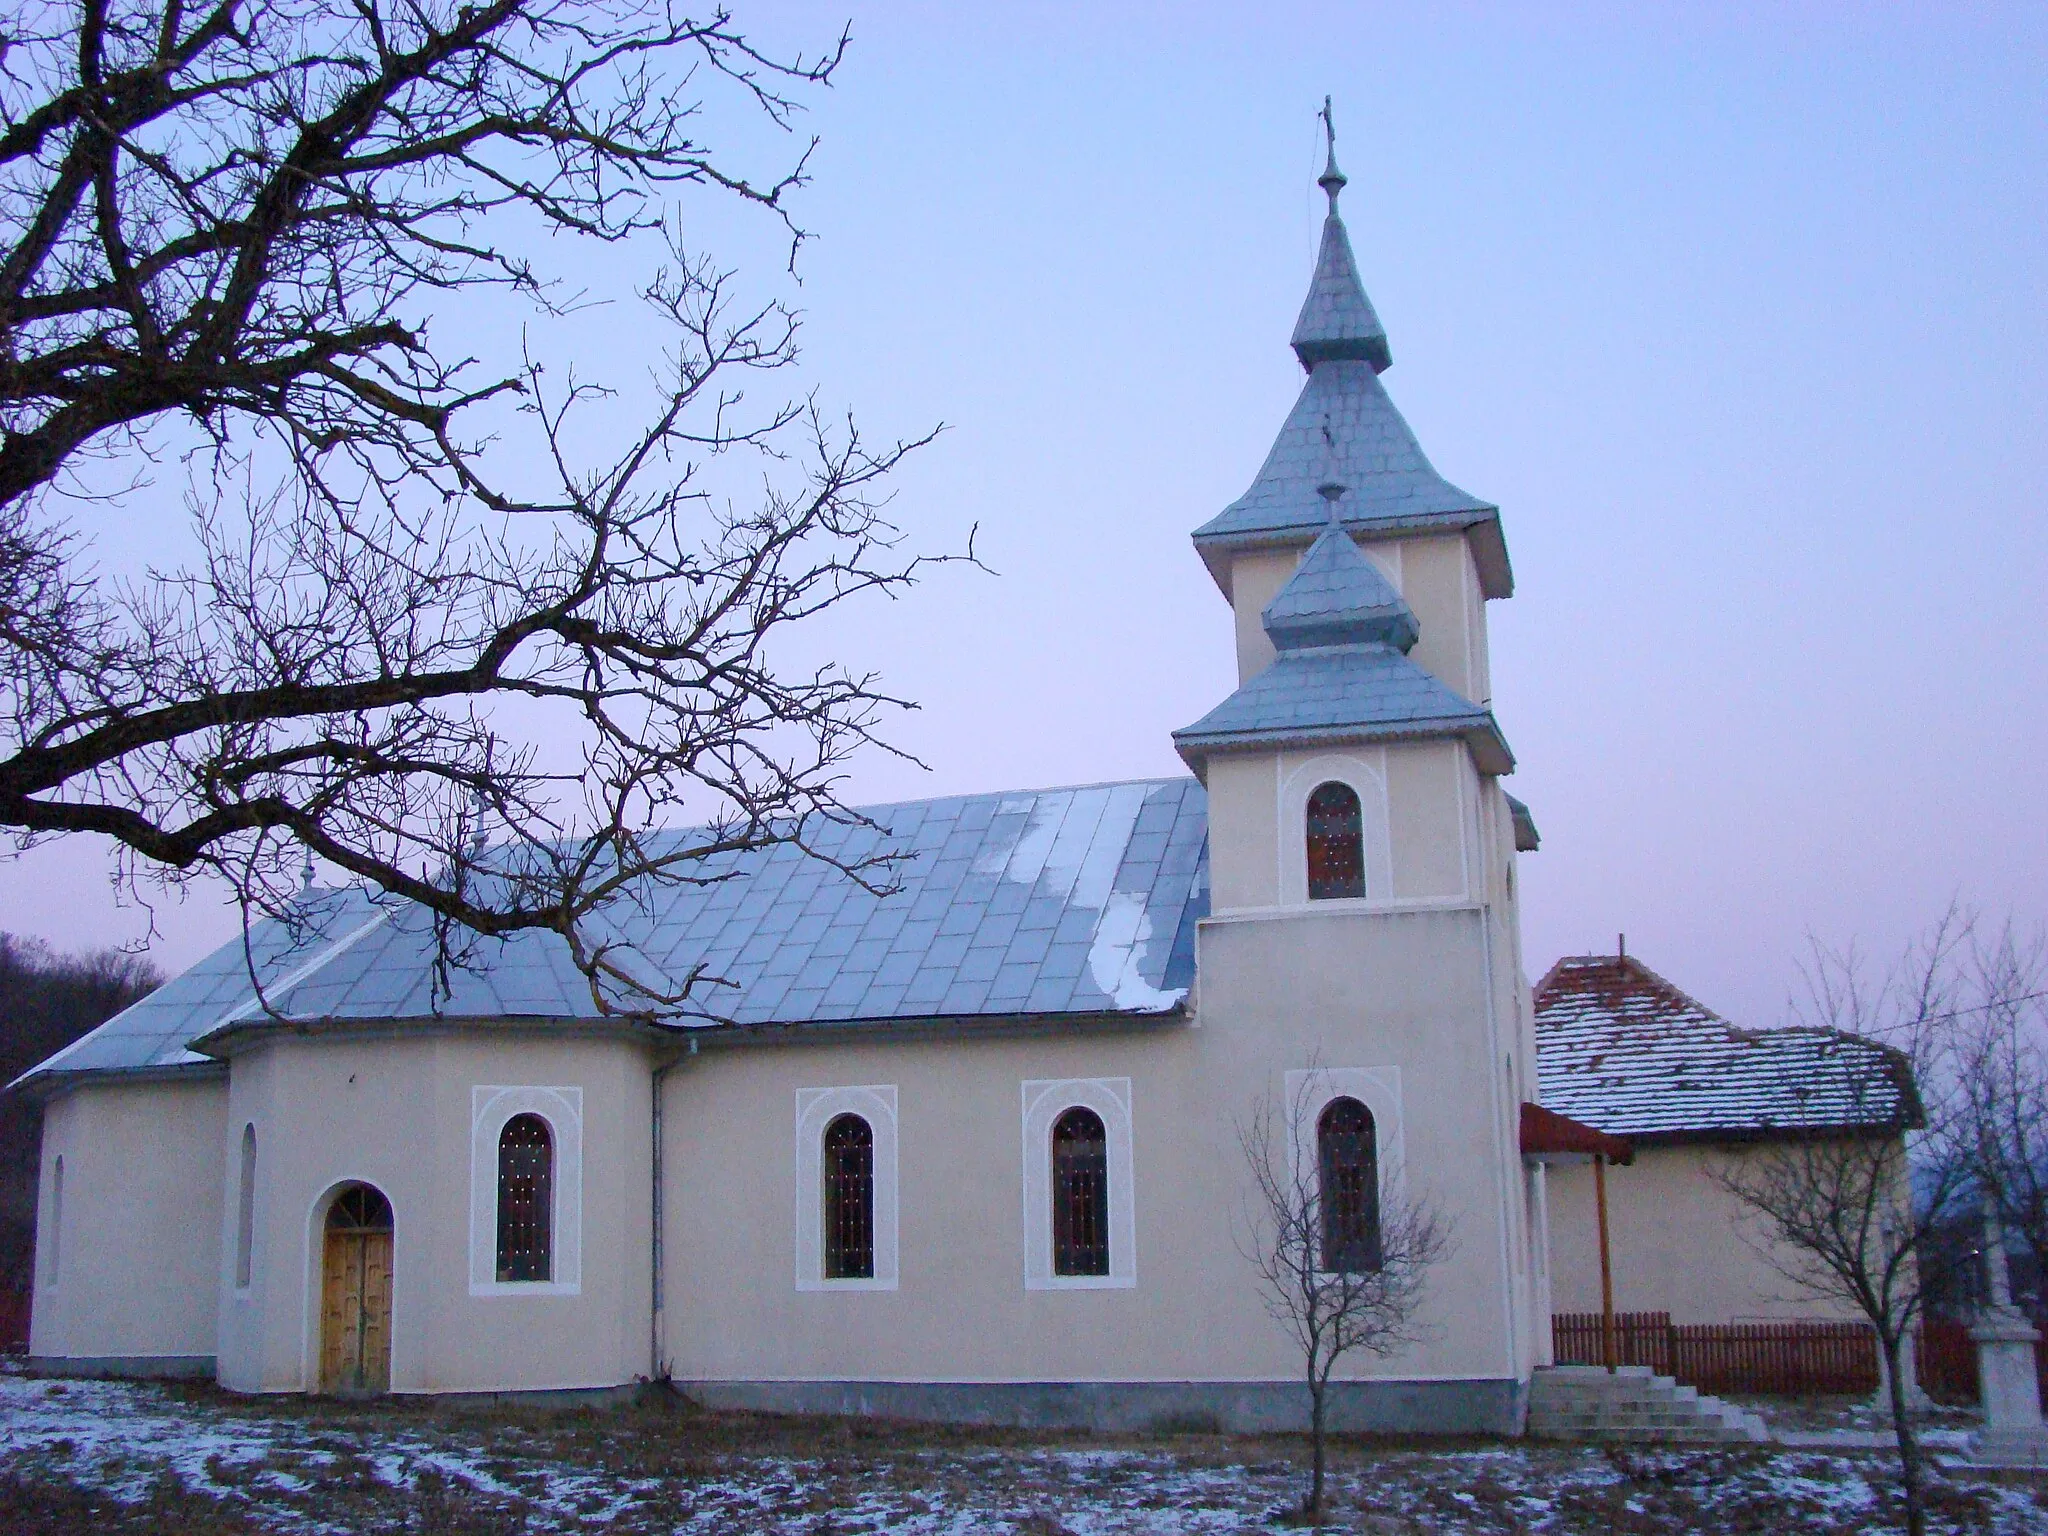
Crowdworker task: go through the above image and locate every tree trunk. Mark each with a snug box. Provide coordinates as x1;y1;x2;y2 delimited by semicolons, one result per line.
1307;1373;1327;1520
1881;1332;1926;1536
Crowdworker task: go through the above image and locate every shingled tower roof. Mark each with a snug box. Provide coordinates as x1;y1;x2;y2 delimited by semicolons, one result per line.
1290;123;1391;372
1174;493;1511;777
1261;508;1419;652
1192;103;1511;599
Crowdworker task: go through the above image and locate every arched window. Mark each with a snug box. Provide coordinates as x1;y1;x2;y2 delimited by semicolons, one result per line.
327;1182;393;1233
45;1155;63;1285
1052;1106;1110;1277
823;1114;875;1280
235;1124;257;1288
1306;781;1365;900
1318;1097;1381;1273
495;1114;553;1282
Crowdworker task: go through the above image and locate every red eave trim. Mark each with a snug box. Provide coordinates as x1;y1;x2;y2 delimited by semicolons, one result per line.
1520;1101;1634;1165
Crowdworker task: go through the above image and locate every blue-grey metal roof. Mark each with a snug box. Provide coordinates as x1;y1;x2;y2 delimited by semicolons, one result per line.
1172;644;1513;777
13;885;387;1080
1261;516;1419;653
18;780;1210;1088
1193;360;1499;564
1291;205;1390;372
1505;793;1540;853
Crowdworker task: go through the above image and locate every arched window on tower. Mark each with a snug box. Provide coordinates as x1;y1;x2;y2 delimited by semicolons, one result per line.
495;1113;553;1282
823;1113;875;1279
1306;781;1365;900
1318;1096;1380;1272
1052;1106;1110;1276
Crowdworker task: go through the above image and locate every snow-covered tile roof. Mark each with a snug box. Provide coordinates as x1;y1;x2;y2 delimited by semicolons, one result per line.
1533;954;1914;1143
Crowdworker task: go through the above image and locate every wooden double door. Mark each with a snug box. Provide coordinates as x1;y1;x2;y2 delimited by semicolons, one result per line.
319;1184;393;1395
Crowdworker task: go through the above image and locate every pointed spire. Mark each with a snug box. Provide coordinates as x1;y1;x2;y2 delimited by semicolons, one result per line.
1290;98;1392;375
1317;95;1347;210
1261;509;1419;653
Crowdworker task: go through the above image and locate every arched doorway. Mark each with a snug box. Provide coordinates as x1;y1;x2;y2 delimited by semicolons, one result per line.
319;1184;393;1394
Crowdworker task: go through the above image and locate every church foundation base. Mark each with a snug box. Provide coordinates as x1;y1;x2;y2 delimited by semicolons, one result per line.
28;1354;216;1380
680;1377;1528;1436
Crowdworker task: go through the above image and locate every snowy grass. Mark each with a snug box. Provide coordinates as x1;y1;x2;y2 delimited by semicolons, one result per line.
1;1374;2045;1534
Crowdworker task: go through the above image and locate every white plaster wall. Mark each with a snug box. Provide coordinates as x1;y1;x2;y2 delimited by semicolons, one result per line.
217;1033;652;1394
1207;742;1474;914
1230;548;1299;682
663;904;1542;1390
1545;1143;1866;1324
31;1075;226;1360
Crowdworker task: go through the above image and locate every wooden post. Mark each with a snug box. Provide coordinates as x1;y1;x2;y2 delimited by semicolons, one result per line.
1595;1153;1617;1373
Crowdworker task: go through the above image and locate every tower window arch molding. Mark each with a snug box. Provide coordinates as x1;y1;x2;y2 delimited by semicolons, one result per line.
795;1086;898;1291
1280;753;1392;907
468;1086;583;1296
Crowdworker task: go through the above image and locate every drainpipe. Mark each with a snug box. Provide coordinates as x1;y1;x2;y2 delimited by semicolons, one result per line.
650;1034;704;1387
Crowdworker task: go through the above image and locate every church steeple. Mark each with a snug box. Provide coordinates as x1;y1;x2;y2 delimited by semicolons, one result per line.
1290;99;1391;374
1192;100;1509;602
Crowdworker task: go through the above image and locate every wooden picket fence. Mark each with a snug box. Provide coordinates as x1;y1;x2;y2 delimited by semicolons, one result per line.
1555;1311;2048;1402
1554;1312;1877;1394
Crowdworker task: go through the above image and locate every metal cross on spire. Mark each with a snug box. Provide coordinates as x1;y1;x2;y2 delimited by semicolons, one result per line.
1318;95;1347;210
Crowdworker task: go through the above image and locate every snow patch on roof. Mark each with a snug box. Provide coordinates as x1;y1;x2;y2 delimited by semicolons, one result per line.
1533;954;1912;1142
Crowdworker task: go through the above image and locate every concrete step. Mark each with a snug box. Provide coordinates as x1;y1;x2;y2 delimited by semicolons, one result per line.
1527;1366;1769;1445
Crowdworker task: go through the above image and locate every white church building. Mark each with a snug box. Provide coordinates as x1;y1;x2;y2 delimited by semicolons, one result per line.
17;142;1562;1433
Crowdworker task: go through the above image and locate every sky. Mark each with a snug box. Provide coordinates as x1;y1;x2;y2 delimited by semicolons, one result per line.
5;2;2044;1030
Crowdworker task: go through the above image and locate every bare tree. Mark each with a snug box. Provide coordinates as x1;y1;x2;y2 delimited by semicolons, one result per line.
1714;919;1974;1536
1237;1070;1449;1522
1949;921;2048;1308
1;0;954;1011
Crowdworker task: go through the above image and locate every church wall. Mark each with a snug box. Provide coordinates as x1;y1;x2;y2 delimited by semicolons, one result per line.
217;1033;652;1394
30;1075;225;1368
1229;548;1297;682
1206;742;1478;912
662;903;1533;1427
1545;1142;1867;1325
1399;536;1485;704
1386;742;1468;900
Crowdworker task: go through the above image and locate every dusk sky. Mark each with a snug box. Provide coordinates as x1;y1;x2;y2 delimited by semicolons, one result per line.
5;3;2043;1031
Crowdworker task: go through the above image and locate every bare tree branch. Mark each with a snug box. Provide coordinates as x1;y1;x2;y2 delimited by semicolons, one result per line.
0;1;965;1014
1713;915;1976;1536
1236;1065;1449;1520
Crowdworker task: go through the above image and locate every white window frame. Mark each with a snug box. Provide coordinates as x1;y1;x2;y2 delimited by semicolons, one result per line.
1283;1067;1406;1258
1279;752;1393;907
1021;1077;1136;1291
795;1085;899;1292
468;1085;583;1297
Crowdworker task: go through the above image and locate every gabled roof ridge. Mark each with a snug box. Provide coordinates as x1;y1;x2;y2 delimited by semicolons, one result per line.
1536;952;1731;1025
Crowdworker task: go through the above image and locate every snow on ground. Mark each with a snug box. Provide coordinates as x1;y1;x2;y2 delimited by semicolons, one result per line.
2;1372;2047;1534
